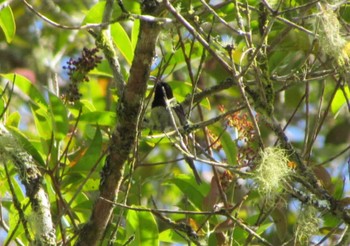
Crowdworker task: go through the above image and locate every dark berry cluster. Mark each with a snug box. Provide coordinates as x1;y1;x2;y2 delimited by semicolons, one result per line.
63;47;102;102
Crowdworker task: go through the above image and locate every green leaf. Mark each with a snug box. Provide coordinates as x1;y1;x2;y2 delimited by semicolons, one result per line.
169;81;193;103
271;207;288;241
170;81;210;110
82;178;100;191
31;103;52;140
111;23;133;65
340;4;350;22
325;120;350;145
5;111;21;127
7;126;46;167
0;92;4;115
126;207;159;246
0;73;47;107
82;1;105;24
79;111;116;127
211;125;237;165
0;6;16;43
10;175;26;201
331;86;350;116
90;60;113;77
131;19;140;51
256;222;273;235
159;229;187;244
232;226;248;243
67;99;96;118
48;92;68;140
70;128;102;172
7;198;30;241
172;174;204;209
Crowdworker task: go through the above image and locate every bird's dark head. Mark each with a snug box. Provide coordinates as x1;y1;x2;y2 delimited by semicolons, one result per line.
152;82;174;108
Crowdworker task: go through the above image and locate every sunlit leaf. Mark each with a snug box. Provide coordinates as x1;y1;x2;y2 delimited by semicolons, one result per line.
48;92;68;140
211;125;237;165
319;226;344;235
78;111;116;127
90;60;113;77
169;81;210;110
7;197;29;241
70;128;102;172
67;99;96;118
126;208;159;246
31;103;52;140
0;6;16;43
256;222;273;235
0;92;4;116
331;86;350;116
131;19;140;51
82;1;105;24
0;73;47;107
5;112;21;127
7;126;45;167
159;229;187;244
111;23;133;65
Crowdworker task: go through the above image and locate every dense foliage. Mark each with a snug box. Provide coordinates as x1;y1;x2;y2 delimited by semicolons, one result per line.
0;0;350;245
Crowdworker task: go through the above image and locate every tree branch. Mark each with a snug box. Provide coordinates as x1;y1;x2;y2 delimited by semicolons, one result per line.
22;0;172;31
76;1;163;245
0;124;56;245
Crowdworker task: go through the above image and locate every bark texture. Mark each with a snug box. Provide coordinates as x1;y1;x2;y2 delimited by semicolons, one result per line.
76;2;163;245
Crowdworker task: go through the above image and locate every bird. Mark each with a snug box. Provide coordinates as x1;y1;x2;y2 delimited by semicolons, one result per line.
150;82;202;184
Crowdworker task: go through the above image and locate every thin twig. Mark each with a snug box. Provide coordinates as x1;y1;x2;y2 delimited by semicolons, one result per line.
198;0;246;35
163;0;233;74
317;145;350;166
0;79;14;120
224;211;273;246
22;0;172;30
4;163;32;243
